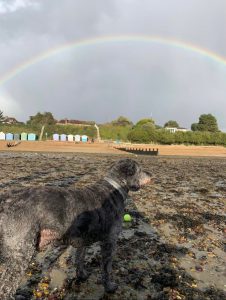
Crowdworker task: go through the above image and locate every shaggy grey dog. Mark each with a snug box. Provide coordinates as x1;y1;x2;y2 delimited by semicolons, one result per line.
0;158;151;299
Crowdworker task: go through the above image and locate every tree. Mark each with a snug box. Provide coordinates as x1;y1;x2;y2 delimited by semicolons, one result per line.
128;118;157;143
0;110;4;123
191;123;199;131
164;120;179;128
135;118;155;128
27;112;56;127
127;126;150;143
191;114;219;132
111;116;133;127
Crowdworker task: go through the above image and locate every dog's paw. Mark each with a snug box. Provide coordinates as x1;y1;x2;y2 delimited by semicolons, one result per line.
104;281;118;293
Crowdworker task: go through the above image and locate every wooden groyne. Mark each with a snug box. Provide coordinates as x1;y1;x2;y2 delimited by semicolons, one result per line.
114;146;159;156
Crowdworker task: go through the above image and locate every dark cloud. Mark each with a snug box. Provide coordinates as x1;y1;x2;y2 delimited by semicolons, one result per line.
0;0;226;131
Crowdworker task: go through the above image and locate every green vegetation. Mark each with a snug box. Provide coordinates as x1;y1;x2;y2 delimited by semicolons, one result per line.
99;116;133;141
0;123;97;138
111;116;133;127
0;110;97;138
135;118;155;128
0;110;225;146
0;123;34;134
128;128;226;146
50;124;96;137
27;112;56;127
127;118;156;143
99;124;132;141
164;120;179;128
191;114;219;132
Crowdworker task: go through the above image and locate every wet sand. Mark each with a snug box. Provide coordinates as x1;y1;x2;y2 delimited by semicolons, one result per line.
0;152;225;299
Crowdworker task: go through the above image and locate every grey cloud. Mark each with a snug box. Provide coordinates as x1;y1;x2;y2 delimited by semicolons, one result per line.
0;0;226;131
0;0;38;14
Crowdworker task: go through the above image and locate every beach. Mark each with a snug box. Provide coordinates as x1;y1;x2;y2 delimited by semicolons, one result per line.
1;140;226;157
0;150;225;299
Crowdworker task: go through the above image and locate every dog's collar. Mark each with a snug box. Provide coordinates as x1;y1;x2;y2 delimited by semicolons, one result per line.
104;177;128;200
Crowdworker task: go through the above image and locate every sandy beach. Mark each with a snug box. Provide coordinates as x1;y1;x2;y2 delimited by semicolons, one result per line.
1;140;226;157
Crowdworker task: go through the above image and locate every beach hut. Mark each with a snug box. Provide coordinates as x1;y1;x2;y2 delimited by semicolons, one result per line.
74;135;80;142
6;133;14;141
14;133;20;141
68;134;74;142
28;133;37;141
0;132;5;140
60;134;67;141
21;132;28;141
53;133;59;141
81;135;88;142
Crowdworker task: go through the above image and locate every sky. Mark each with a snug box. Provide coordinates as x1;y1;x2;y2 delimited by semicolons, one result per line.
0;0;226;131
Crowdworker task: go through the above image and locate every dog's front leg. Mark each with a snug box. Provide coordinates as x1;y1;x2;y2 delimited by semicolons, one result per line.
100;237;118;293
75;239;89;281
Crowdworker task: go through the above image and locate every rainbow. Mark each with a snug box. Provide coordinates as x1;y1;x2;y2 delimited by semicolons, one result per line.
1;35;226;87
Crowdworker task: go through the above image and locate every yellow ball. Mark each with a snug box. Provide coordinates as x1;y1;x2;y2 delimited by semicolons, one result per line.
124;214;132;222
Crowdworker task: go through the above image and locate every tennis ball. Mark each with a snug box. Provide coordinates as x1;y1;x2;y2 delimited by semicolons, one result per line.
124;214;132;222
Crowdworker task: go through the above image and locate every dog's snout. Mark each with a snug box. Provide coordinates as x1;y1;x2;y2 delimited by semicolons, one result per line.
139;171;152;186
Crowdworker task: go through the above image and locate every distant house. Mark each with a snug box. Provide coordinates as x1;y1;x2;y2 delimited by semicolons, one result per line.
2;116;20;124
165;127;189;133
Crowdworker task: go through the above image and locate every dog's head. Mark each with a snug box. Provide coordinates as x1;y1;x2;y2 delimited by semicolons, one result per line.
107;158;151;191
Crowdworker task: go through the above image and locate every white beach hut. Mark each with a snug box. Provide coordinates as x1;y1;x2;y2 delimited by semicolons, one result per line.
68;134;74;142
0;132;5;140
74;135;80;142
53;133;59;141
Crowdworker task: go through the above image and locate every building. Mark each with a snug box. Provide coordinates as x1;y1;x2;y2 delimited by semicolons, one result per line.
165;127;189;133
2;116;20;124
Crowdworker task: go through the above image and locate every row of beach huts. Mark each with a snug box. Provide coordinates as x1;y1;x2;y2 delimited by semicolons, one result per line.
0;132;37;141
53;134;89;142
0;132;89;142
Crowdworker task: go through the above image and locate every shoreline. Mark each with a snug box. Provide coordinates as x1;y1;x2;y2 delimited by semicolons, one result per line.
0;140;226;157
